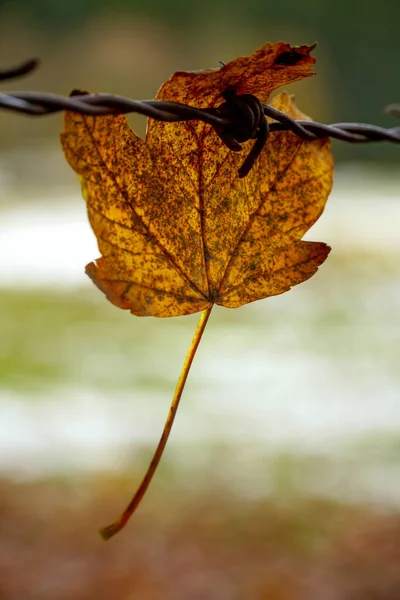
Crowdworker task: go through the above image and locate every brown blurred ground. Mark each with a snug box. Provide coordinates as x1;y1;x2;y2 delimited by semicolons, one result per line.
1;477;400;600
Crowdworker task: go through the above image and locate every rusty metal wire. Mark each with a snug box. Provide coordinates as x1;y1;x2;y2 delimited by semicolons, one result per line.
1;89;399;142
1;58;399;176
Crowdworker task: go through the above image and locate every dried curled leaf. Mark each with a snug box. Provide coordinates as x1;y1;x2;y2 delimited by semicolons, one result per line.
61;42;333;317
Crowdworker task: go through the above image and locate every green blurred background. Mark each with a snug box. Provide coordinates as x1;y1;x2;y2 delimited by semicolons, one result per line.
0;1;400;598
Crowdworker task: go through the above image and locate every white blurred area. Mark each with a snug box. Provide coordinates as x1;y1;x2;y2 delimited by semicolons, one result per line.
1;165;400;287
0;164;399;506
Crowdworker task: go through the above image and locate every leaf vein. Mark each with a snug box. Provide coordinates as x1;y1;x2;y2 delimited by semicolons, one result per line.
81;116;207;300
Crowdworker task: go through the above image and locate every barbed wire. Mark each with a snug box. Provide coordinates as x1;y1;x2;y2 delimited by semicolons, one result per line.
2;89;399;143
1;59;399;176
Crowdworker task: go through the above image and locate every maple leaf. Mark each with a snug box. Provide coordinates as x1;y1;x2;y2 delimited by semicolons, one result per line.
61;41;334;539
61;42;332;318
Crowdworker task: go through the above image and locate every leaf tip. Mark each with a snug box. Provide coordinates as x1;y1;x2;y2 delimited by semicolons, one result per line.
99;522;123;541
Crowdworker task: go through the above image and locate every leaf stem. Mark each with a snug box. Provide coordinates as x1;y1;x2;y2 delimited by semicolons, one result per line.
99;305;213;540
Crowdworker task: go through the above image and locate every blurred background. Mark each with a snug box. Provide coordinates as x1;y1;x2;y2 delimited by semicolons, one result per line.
1;1;400;598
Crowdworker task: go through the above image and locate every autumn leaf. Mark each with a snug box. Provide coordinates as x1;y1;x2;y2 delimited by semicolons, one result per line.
61;42;332;318
61;41;334;539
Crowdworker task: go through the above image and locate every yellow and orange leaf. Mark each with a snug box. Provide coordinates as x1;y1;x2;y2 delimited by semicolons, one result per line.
60;41;334;538
61;42;333;318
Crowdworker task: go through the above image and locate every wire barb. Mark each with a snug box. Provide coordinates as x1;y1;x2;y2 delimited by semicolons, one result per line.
0;59;39;82
0;59;399;176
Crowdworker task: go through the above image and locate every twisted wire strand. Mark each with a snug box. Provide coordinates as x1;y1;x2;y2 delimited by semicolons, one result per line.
1;90;399;146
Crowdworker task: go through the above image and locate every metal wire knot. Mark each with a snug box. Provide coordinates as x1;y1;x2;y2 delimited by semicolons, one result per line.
212;91;269;178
